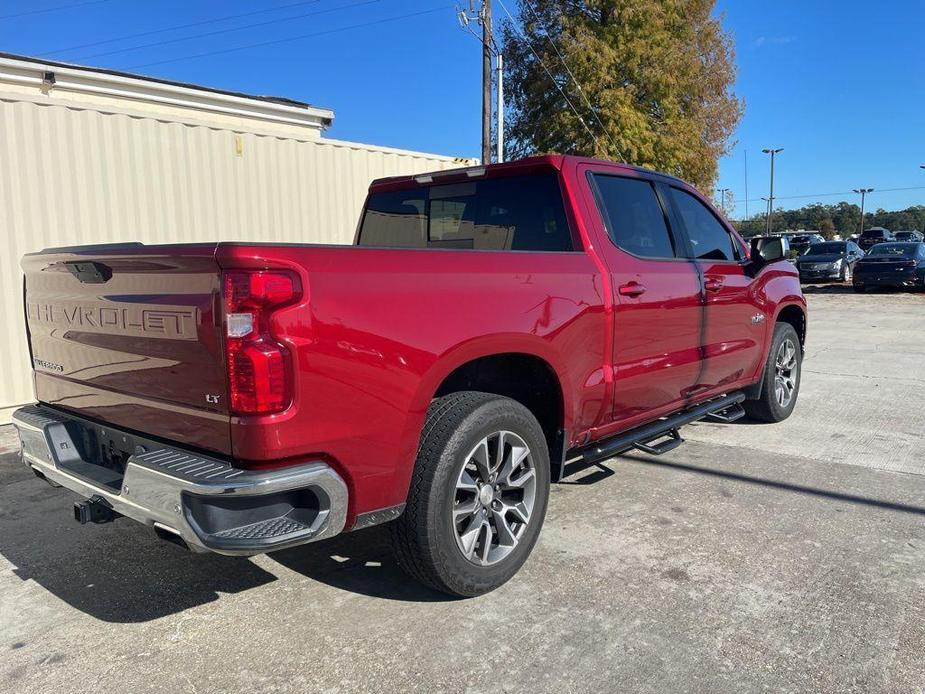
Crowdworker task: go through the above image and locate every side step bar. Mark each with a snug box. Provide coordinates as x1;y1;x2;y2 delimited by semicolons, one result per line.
632;428;683;456
563;392;746;476
704;402;746;424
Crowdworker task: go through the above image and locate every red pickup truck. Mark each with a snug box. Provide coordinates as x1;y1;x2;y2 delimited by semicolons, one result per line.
13;155;805;597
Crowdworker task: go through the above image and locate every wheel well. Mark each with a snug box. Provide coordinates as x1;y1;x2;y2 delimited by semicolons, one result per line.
746;304;807;401
777;305;806;347
434;353;564;470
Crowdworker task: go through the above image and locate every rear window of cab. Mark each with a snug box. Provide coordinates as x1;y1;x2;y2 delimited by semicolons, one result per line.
358;173;575;252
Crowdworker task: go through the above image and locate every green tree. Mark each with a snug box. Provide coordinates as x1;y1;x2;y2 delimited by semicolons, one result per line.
501;0;743;191
819;218;836;240
731;202;925;239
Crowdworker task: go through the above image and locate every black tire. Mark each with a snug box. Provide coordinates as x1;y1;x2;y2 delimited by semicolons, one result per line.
390;391;550;597
743;322;802;423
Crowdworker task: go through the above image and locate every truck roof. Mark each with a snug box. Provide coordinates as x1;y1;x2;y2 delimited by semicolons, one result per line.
368;154;691;192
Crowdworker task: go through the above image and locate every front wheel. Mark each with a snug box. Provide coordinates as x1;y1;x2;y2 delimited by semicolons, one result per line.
390;392;550;597
744;322;802;422
842;263;852;283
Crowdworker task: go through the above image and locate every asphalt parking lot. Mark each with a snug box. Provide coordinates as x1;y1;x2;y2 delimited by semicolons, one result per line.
1;286;923;693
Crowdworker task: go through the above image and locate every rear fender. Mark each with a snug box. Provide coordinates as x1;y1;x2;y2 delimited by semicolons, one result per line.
393;335;573;495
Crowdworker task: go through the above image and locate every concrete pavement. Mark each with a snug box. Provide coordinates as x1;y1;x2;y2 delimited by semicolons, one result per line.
0;289;923;693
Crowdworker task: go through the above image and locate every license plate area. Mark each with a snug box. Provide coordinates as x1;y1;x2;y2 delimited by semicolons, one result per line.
51;420;142;491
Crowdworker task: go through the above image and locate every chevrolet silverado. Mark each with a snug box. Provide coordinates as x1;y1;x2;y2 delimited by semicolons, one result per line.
13;155;805;597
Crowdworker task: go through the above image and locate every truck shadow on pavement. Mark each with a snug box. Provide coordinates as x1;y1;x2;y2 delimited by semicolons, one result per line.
618;453;925;517
269;525;455;603
0;454;278;623
0;455;453;624
7;447;923;625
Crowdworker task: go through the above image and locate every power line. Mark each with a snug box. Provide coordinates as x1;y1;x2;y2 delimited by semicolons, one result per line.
73;0;378;62
494;0;600;151
515;0;625;162
39;0;330;57
0;0;113;21
128;5;455;70
739;185;925;204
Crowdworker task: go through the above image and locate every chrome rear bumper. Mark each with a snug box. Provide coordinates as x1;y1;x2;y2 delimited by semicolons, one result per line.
12;404;348;555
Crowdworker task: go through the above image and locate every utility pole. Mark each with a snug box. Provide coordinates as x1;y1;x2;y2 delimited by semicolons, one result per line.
762;148;784;233
496;53;504;163
481;0;492;165
459;2;500;163
853;188;874;235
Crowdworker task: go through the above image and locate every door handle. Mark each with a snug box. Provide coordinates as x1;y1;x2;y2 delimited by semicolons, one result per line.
704;277;724;292
618;282;647;297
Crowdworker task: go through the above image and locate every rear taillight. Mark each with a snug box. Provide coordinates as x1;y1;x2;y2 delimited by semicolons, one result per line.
222;270;300;415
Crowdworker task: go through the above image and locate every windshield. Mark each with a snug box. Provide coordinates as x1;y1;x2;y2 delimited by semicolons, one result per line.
804;242;845;255
868;243;916;257
803;241;846;255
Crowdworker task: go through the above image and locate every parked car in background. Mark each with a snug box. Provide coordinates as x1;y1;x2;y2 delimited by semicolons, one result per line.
11;155;807;597
858;227;894;251
894;230;924;242
795;241;864;283
789;233;826;255
853;242;925;292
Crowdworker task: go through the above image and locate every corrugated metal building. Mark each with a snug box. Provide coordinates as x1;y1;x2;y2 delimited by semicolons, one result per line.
0;53;473;423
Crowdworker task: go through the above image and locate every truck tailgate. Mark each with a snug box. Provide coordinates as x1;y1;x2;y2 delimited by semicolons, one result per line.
21;244;231;455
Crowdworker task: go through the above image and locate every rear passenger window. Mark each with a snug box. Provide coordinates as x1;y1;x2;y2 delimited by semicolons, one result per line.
591;175;676;258
669;187;740;261
358;174;574;251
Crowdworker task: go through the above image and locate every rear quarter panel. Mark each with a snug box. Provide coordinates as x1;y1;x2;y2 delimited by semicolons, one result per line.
216;244;606;519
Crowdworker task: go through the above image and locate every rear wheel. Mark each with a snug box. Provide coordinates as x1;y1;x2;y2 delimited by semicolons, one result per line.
744;322;802;423
390;392;550;597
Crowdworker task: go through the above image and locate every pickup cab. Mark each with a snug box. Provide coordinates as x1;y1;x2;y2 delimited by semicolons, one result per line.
13;155;806;597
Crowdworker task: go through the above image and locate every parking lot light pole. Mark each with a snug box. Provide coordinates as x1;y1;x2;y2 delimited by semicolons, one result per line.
853;188;874;235
762;148;784;233
716;188;729;213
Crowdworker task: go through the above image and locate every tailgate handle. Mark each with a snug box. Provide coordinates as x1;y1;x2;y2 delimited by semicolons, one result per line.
64;261;113;284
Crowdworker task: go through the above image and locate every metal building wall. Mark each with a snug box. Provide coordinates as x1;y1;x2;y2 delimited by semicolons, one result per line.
0;96;466;422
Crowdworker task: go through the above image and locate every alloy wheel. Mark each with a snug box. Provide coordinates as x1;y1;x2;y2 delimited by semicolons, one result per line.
774;338;799;408
452;431;537;566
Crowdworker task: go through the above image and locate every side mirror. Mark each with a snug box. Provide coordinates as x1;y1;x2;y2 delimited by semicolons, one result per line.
749;236;789;265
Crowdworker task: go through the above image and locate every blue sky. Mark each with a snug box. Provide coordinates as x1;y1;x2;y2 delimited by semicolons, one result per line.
2;0;923;217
